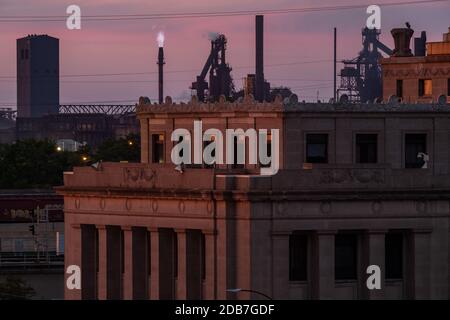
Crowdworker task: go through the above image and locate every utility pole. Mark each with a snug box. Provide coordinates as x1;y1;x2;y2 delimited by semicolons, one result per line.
334;27;337;103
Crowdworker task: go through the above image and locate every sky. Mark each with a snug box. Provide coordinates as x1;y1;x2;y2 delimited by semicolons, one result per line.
0;0;449;106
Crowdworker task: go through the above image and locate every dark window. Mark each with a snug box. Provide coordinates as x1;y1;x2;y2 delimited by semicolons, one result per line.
173;232;178;278
418;79;432;97
120;230;124;274
152;134;165;163
447;79;450;96
20;49;24;60
289;234;308;281
178;135;184;159
201;233;206;280
356;134;377;163
95;228;99;273
405;134;427;168
147;230;151;276
385;232;403;280
306;134;328;163
418;79;424;96
335;234;358;281
396;79;403;98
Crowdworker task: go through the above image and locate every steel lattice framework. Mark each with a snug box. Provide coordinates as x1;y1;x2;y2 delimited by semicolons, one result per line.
58;104;136;115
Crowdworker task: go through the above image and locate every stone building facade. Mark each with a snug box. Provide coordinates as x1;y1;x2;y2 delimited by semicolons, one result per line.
57;97;450;300
381;27;450;104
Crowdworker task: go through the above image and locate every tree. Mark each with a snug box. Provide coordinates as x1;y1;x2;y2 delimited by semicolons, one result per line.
0;139;84;189
93;133;140;163
0;276;35;300
0;134;141;189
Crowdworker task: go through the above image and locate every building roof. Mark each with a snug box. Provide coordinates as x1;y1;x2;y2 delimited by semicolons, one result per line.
136;95;450;115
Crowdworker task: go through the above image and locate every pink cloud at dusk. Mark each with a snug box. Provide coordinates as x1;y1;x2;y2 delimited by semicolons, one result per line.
0;0;448;104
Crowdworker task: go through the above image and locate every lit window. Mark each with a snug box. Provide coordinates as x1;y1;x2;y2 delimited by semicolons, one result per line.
418;79;432;97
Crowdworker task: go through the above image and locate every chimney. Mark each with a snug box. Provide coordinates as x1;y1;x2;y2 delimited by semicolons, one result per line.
255;15;264;102
414;31;427;56
391;26;414;57
157;46;165;104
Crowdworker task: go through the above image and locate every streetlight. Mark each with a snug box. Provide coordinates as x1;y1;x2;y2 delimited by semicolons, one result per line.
226;288;273;300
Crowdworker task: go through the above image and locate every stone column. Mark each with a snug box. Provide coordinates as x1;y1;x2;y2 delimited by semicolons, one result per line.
272;232;290;299
122;226;133;300
96;225;107;300
65;224;82;300
203;231;216;300
410;229;431;299
175;229;187;300
149;228;159;300
363;230;386;299
313;231;336;299
140;118;149;163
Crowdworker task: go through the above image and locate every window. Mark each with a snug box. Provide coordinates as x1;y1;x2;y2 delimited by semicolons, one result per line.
173;232;178;278
335;234;358;281
201;234;206;280
120;230;124;274
306;134;328;163
261;131;272;168
385;232;403;280
405;134;427;168
289;234;308;281
147;230;151;276
203;136;215;168
418;79;432;97
356;134;377;163
95;229;99;273
232;136;244;169
396;80;403;98
447;79;450;97
152;134;165;163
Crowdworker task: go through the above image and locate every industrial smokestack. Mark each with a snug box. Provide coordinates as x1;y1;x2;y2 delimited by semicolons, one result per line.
255;15;264;102
414;31;427;56
157;32;165;104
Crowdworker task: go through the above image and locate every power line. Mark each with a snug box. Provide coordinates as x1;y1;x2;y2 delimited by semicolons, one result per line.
0;0;445;22
0;78;334;84
0;84;335;106
0;59;333;79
